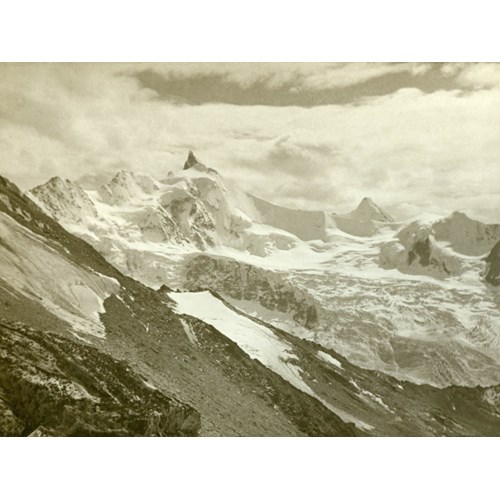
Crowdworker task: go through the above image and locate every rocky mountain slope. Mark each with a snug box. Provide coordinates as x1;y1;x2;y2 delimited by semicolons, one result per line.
0;318;200;437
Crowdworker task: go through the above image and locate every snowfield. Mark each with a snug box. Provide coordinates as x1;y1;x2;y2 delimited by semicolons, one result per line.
169;291;314;396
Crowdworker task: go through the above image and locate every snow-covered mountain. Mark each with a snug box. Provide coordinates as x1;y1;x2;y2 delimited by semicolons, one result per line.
29;176;98;225
26;152;500;390
28;152;395;279
378;212;500;281
28;152;339;283
98;170;161;205
2;169;500;436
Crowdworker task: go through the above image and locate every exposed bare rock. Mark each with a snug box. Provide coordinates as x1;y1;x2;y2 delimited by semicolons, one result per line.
0;319;201;437
485;240;500;286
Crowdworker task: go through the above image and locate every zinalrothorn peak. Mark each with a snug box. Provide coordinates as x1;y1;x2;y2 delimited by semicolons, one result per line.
183;151;204;170
182;151;218;174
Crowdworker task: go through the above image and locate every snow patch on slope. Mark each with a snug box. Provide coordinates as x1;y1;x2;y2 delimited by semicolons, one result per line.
169;291;313;395
317;350;343;370
169;291;373;431
0;212;120;337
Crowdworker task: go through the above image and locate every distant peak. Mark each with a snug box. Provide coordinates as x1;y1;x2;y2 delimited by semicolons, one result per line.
47;176;66;185
351;197;394;222
449;210;470;220
183;151;206;171
182;151;218;175
185;151;197;167
111;170;135;182
358;197;376;208
35;176;74;192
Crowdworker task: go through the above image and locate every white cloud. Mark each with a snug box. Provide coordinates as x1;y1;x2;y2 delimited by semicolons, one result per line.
0;63;499;222
453;63;500;89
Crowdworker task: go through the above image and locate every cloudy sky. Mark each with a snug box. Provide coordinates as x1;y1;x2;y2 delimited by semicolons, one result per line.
1;62;500;221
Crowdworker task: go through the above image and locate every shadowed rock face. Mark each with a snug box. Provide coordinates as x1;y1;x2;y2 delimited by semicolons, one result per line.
0;319;201;437
485;241;500;286
408;237;432;266
183;254;319;328
183;151;217;174
184;151;203;170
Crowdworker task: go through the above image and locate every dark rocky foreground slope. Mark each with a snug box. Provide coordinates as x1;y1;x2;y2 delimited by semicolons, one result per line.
0;319;200;436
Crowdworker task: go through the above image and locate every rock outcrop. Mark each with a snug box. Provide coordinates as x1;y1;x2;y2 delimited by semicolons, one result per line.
0;319;201;436
485;240;500;286
182;255;319;328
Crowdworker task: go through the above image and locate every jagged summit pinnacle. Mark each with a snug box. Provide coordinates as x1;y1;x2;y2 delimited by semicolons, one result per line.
183;151;205;170
182;151;218;175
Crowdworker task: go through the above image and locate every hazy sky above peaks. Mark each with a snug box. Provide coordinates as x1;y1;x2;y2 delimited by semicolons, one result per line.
1;62;500;221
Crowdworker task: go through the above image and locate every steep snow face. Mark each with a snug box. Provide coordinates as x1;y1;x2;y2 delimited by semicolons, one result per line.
249;195;328;241
433;212;500;256
0;211;119;337
29;177;98;225
163;166;328;244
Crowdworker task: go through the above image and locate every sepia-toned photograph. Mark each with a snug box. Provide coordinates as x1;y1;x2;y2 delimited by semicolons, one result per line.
1;61;500;438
